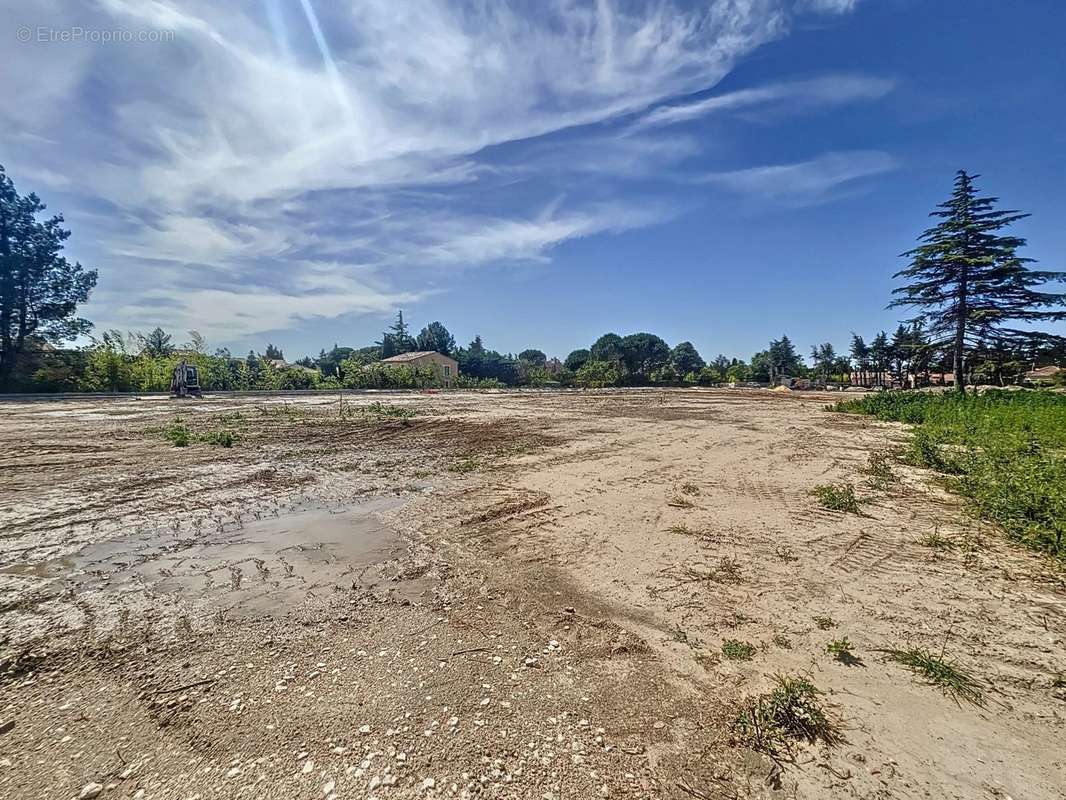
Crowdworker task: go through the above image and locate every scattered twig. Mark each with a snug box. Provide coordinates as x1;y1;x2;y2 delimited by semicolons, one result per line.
153;678;216;695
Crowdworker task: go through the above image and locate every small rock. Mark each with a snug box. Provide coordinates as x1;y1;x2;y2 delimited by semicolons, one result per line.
322;780;335;795
302;759;315;774
422;777;436;789
79;783;103;800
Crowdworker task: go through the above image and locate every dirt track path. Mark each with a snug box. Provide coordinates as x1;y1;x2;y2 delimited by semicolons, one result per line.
0;390;1063;799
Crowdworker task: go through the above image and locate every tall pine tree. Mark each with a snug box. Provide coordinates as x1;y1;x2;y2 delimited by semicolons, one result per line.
891;171;1066;391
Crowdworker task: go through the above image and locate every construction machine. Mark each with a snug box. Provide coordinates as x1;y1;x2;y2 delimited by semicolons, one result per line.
170;360;203;398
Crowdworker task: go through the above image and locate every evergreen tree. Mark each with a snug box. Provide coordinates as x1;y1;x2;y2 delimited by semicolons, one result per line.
380;310;416;357
868;331;889;386
768;335;802;381
891;170;1066;391
849;334;869;386
264;343;283;360
809;343;836;384
142;327;174;358
0;165;97;387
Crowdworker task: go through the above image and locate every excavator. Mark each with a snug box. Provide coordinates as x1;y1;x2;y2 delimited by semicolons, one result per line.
170;360;202;398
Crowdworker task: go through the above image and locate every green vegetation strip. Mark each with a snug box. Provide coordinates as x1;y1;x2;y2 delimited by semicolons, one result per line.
833;390;1066;559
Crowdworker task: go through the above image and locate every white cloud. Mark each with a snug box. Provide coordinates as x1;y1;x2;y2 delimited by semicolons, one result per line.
636;74;894;128
700;150;898;203
1;0;871;343
796;0;861;14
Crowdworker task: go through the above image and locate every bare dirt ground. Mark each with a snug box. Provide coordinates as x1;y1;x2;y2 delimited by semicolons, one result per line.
0;389;1063;800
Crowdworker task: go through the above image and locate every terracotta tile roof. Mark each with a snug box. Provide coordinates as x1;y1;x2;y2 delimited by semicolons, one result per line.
379;351;454;363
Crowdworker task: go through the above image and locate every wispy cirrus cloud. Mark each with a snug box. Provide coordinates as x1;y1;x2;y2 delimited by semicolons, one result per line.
1;0;874;346
699;150;898;204
635;74;894;128
796;0;862;14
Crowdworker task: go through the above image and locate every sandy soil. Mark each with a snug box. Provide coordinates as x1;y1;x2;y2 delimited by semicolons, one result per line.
0;389;1063;800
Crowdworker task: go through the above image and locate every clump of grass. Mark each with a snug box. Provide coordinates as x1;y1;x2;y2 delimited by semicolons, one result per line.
721;639;757;661
364;401;416;419
918;528;955;551
714;557;744;584
862;451;898;490
881;646;984;706
826;637;863;666
667;495;696;509
774;546;797;562
734;674;841;758
680;482;701;496
810;483;863;514
666;523;696;536
813;615;836;630
162;420;191;447
201;429;237;448
772;633;792;649
150;418;239;448
450;456;480;473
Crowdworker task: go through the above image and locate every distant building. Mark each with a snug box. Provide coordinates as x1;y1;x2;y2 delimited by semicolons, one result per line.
1024;365;1063;384
379;351;458;386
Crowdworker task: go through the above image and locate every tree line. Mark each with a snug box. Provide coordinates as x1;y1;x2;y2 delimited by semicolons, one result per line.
1;164;1064;393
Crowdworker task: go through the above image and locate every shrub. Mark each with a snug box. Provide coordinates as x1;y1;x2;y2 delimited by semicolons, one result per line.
734;674;840;758
574;359;622;388
721;639;757;661
810;483;862;514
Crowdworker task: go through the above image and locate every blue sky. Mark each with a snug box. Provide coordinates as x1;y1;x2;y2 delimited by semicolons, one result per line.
3;0;1064;361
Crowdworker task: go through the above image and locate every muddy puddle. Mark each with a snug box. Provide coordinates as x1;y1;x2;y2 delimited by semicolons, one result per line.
2;499;432;618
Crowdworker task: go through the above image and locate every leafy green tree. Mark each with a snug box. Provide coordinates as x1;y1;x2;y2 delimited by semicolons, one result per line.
725;362;751;383
264;343;284;360
891;170;1066;391
590;333;624;364
652;363;678;383
564;349;590;371
574;359;621;388
0;165;97;388
697;365;722;385
142;327;174;358
620;333;670;377
518;348;547;366
245;351;263;384
670;341;705;375
416;321;456;356
81;331;131;392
